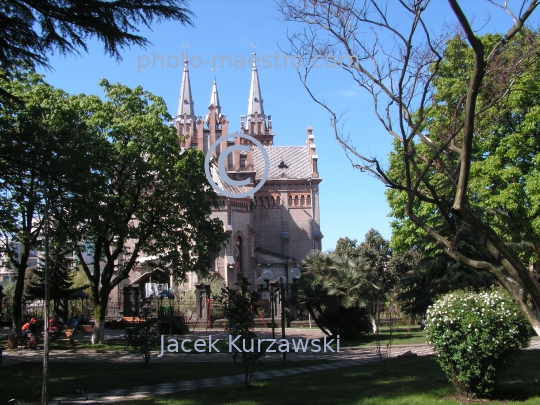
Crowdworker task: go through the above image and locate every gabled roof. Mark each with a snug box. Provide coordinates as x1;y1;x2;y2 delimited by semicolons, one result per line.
253;146;312;180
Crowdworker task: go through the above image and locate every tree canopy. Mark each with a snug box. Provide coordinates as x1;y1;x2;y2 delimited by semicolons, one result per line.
56;79;227;343
388;32;540;318
0;0;194;69
279;0;540;335
296;249;377;339
0;65;103;331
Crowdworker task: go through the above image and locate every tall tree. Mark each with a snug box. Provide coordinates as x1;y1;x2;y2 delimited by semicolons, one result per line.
279;0;540;334
335;230;397;295
296;250;377;338
0;65;103;332
58;80;227;344
25;241;75;302
0;0;194;70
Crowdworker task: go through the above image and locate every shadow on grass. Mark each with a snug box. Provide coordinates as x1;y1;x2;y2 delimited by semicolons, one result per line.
0;359;328;404
123;351;540;405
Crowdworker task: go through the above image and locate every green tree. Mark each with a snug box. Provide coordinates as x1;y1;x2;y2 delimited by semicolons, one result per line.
334;230;402;324
396;247;496;320
0;0;193;70
25;242;75;302
279;0;540;334
334;237;361;259
0;65;103;333
296;250;376;339
387;32;540;325
57;80;227;344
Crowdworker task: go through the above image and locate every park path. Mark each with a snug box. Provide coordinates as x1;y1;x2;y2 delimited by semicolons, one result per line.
2;329;539;404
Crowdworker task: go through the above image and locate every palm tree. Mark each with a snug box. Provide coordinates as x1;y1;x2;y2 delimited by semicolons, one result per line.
327;255;379;311
295;250;379;339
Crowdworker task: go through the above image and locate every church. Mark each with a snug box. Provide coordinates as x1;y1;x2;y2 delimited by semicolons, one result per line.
173;55;323;290
121;55;322;316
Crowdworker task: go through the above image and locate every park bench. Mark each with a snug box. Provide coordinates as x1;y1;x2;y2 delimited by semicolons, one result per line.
54;328;76;349
52;316;83;349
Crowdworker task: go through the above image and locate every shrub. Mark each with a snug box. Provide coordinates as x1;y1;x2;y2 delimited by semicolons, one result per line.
220;277;262;388
425;289;530;398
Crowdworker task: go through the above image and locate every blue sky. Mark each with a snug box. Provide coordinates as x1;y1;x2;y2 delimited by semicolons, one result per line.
36;0;532;251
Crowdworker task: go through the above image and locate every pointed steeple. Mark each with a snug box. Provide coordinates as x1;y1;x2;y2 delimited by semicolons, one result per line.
247;53;265;118
177;56;195;121
209;78;221;115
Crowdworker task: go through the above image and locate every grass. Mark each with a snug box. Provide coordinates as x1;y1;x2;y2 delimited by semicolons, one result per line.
122;351;540;405
344;326;428;347
0;359;329;404
2;340;539;404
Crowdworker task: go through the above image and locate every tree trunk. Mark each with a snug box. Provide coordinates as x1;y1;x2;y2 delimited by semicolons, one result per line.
92;319;105;345
11;266;26;333
504;283;540;336
91;302;107;344
90;283;112;344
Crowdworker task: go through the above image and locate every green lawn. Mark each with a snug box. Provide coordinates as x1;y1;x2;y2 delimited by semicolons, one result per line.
0;359;328;404
345;326;428;347
123;351;540;405
2;348;539;404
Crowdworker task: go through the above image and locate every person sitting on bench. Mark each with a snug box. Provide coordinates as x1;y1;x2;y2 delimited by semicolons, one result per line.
49;318;59;337
22;318;38;349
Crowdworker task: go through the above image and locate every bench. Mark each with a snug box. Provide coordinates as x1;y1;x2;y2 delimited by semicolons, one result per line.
50;327;76;349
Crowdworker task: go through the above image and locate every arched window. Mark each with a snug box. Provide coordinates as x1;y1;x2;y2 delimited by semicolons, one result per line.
307;195;311;205
259;197;263;207
288;195;292;206
301;195;305;206
271;196;275;206
265;197;269;207
294;196;299;206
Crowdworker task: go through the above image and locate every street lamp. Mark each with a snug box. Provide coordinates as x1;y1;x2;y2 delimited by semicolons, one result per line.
0;284;4;322
257;269;301;361
258;269;276;339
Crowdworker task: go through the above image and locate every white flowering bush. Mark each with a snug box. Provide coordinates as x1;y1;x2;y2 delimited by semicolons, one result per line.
425;289;530;398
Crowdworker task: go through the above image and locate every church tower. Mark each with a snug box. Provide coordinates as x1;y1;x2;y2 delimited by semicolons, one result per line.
175;57;199;146
241;54;274;146
204;78;229;155
171;56;322;291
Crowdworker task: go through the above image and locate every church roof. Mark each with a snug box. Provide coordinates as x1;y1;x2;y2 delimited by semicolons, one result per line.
253;146;313;180
208;161;244;195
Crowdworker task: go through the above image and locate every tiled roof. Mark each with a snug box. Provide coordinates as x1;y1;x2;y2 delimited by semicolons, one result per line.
253;146;313;180
209;163;244;195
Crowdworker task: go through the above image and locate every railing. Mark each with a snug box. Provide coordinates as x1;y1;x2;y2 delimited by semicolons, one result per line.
106;304;122;321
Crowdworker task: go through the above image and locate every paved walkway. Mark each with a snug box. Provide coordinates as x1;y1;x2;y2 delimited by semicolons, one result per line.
2;329;539;404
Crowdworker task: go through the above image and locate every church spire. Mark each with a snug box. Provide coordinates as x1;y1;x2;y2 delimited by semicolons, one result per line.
177;57;195;121
247;53;265;118
209;78;221;115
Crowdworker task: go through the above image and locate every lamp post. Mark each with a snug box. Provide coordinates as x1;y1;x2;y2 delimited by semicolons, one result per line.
0;284;4;322
258;269;274;337
257;268;301;361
